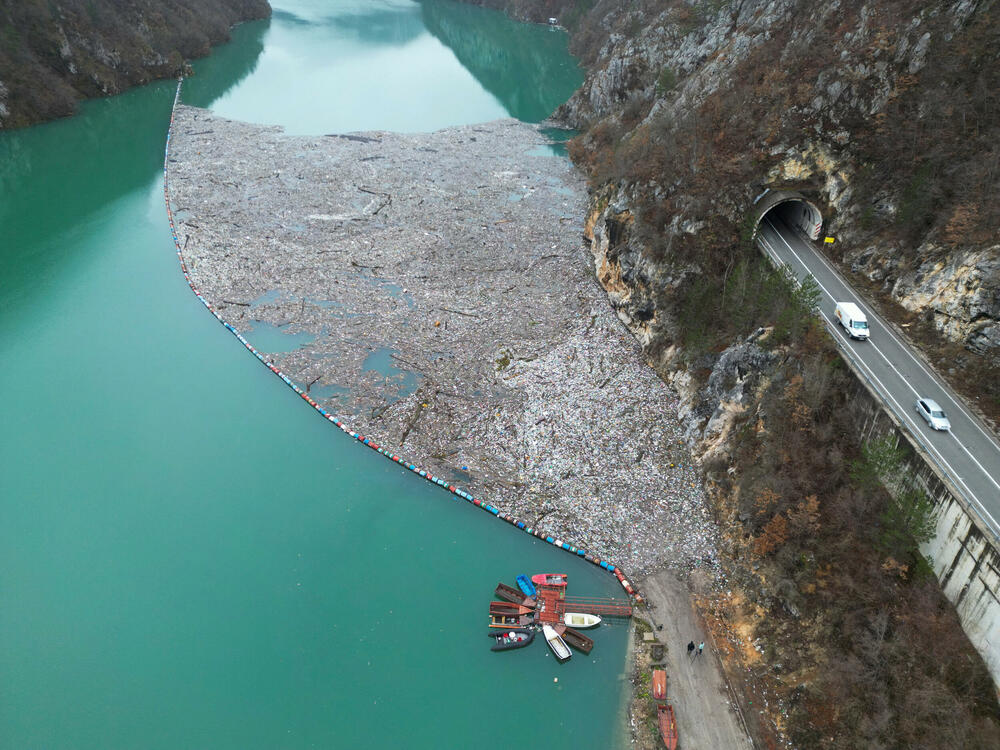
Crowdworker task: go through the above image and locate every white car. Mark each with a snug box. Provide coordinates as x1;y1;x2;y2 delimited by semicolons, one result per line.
916;398;951;431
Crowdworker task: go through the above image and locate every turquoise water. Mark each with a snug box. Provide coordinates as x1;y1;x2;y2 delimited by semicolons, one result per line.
309;383;351;400
245;320;317;352
362;347;421;401
0;3;626;748
181;0;584;134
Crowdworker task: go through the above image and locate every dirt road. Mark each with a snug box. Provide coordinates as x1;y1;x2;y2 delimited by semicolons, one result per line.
634;570;753;750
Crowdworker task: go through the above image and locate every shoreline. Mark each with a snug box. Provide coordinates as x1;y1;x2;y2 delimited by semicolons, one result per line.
162;83;742;745
161;80;645;596
165;100;719;578
616;617;640;749
629;570;753;749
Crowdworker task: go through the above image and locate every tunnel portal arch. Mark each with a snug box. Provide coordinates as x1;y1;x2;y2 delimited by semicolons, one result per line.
752;189;824;241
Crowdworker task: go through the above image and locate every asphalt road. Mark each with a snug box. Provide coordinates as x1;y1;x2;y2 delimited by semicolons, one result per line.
757;214;1000;535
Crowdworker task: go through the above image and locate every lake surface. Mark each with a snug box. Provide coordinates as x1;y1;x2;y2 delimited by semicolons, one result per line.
0;2;630;748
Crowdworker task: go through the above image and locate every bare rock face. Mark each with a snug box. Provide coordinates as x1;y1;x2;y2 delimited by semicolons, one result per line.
584;188;658;345
889;247;1000;360
675;330;777;465
843;242;1000;361
559;0;941;131
555;1;810;127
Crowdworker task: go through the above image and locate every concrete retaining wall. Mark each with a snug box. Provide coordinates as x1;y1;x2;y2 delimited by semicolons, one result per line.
847;361;1000;679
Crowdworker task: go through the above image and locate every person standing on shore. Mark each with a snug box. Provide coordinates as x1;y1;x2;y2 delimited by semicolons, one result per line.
687;640;695;657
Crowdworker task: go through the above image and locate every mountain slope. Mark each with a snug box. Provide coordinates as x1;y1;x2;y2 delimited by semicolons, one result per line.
0;0;270;129
457;1;1000;747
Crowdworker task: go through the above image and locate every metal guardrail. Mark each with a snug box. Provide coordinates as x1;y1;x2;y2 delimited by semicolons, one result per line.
755;237;1000;546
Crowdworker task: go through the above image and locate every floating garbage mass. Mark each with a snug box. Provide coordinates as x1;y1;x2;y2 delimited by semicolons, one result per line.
162;78;641;602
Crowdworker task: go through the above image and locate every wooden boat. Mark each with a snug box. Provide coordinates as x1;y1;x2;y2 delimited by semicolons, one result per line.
490;613;534;629
531;573;568;587
563;612;601;629
657;703;678;750
555;625;593;654
516;574;537;597
495;582;524;603
542;624;572;662
489;601;534;616
494;582;536;608
488;628;535;651
652;669;667;700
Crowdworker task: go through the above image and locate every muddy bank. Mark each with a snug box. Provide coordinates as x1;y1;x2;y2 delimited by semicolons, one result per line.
166;105;717;575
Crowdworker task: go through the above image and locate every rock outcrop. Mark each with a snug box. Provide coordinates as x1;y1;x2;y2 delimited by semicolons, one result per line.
853;244;1000;356
0;0;271;130
459;0;1000;746
553;0;1000;374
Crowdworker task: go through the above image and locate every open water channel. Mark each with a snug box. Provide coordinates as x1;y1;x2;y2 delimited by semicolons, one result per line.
0;2;632;747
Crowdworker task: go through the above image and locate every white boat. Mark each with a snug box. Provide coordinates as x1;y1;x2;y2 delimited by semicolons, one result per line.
542;624;572;662
563;612;602;629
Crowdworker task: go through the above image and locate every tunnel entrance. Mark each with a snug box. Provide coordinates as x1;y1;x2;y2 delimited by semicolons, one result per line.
752;189;823;241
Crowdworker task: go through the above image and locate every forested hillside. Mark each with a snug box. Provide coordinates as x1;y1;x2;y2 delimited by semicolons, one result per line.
0;0;270;129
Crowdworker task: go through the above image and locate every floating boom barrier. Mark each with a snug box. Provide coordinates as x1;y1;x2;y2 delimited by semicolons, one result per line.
161;78;641;604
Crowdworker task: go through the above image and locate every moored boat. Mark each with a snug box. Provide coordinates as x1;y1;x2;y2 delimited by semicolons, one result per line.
516;574;537;597
531;573;568;587
657;703;678;750
555;624;593;654
563;612;601;629
652;669;667;700
488;628;535;651
542;624;572;662
495;582;526;604
489;601;534;616
494;582;536;608
490;613;534;628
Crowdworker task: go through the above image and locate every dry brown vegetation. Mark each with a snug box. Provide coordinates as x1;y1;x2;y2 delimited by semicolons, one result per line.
472;0;1000;745
0;0;270;129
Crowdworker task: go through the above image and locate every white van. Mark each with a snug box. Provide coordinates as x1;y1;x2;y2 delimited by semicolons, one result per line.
834;302;870;340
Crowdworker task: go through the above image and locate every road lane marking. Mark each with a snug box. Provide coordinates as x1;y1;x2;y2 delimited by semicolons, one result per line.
949;432;1000;492
763;219;1000;493
770;216;1000;454
757;229;999;522
763;220;928;393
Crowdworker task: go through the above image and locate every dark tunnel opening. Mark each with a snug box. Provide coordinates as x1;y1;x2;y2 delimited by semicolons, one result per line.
754;194;824;241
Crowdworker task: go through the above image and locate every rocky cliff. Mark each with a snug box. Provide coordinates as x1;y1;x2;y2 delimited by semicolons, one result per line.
0;0;270;130
459;1;1000;747
555;0;1000;416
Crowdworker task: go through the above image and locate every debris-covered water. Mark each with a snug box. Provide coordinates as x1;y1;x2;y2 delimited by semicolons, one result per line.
169;105;718;575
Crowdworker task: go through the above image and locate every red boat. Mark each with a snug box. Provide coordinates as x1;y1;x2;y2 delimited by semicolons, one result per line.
652;669;667;700
657;703;678;750
531;573;568;587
